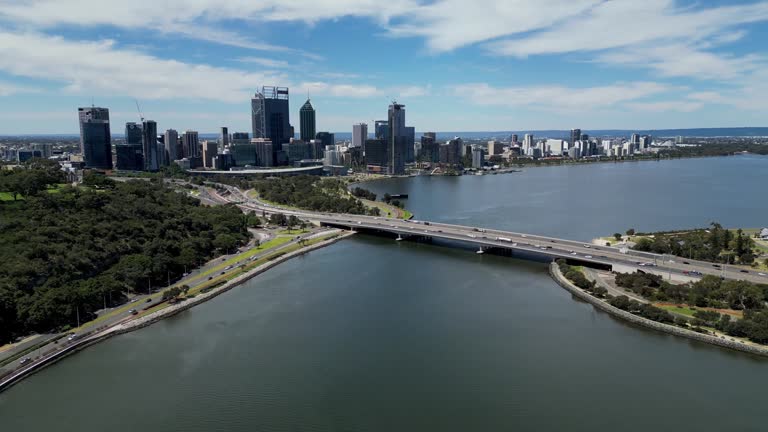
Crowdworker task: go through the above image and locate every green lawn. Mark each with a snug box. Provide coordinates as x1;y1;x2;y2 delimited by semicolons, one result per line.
278;229;310;235
193;236;294;280
0;191;17;201
656;304;698;317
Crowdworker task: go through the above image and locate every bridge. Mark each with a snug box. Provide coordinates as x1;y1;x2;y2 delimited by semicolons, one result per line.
213;185;768;285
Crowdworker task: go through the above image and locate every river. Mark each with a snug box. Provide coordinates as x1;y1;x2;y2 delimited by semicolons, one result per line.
1;155;767;431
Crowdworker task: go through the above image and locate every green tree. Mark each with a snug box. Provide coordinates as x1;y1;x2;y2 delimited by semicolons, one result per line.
626;228;635;236
613;233;622;241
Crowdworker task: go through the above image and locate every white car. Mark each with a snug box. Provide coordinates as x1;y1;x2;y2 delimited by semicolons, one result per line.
570;252;577;255
512;243;518;246
759;273;766;276
585;255;593;259
583;244;591;248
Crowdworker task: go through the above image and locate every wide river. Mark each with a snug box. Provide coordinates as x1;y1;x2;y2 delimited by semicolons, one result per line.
2;156;768;431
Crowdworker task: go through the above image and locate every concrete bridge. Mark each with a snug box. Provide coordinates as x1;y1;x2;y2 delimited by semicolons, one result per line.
215;185;767;285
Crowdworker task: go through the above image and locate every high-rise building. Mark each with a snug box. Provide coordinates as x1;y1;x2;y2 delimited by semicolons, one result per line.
315;132;334;149
631;133;640;146
125;122;142;145
471;147;485;169
78;106;112;169
580;134;589;142
286;139;311;163
352;123;367;149
202;141;218;168
364;138;387;167
523;134;534;153
511;134;519;144
309;139;324;160
141;120;159;171
32;143;53;159
570;128;581;147
442;137;463;166
115;144;143;170
231;141;257;166
387;102;407;175
374;120;389;142
261;86;290;164
252;138;273;167
232;132;249;145
164;129;179;163
487;140;504;156
404;126;415;163
220;127;229;150
251;92;265;139
182;131;199;158
299;99;316;142
420;134;439;163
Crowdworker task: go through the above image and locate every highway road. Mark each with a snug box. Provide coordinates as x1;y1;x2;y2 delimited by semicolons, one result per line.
217;184;768;286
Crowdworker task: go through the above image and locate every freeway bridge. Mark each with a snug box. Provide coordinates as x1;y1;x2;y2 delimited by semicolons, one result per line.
213;185;768;285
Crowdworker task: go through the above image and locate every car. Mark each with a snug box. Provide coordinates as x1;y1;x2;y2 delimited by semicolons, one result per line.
130;298;137;303
224;266;232;270
683;261;690;265
183;272;189;277
221;257;226;261
512;243;518;246
550;240;555;243
740;269;749;273
570;252;577;255
145;298;152;303
19;357;32;366
759;273;767;276
521;234;527;238
690;270;703;276
128;309;138;315
583;244;591;248
67;334;76;341
683;270;690;275
467;234;477;238
208;276;213;280
220;271;226;275
357;221;362;225
585;255;593;259
712;264;721;268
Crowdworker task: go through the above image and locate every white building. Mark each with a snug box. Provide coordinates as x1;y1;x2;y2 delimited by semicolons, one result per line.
546;139;566;156
352;123;367;148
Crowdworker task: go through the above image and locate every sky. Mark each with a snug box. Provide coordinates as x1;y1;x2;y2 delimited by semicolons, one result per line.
1;0;768;134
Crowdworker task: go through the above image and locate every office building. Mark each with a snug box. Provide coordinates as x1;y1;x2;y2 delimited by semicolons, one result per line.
286;139;312;163
364;138;387;167
324;148;344;166
471;147;485;169
202;141;218;168
232;132;249;145
262;86;290;164
374;120;389;142
17;149;42;163
252;138;274;167
487;140;504;156
251;92;265;139
441;137;463;166
182;131;199;159
420;134;439;163
546;139;566;156
315;132;334;149
164;129;179;164
299;99;316;142
308;139;324;160
511;134;519;144
580;134;589;142
220;127;229;150
78;106;113;169
125;122;142;145
570;128;581;147
387;103;407;175
115;143;143;170
523;134;534;153
352;123;367;149
214;152;234;170
32;143;53;159
231;141;257;166
141;120;159;171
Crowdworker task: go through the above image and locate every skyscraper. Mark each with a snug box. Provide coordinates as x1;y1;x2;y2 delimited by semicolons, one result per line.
78;106;113;169
182;131;199;158
202;141;218;168
404;126;415;163
570;128;581;147
299;99;316;142
141;120;159;171
420;134;438;163
261;86;290;165
164;129;179;162
117;122;143;170
220;127;229;150
374;120;389;142
315;132;335;149
388;102;407;175
125;122;142;145
251;92;265;139
352;123;367;149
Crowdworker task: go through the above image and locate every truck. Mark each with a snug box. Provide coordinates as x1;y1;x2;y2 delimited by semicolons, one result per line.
497;237;512;242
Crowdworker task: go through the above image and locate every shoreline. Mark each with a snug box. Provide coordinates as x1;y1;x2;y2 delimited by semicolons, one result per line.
548;262;768;358
0;231;355;394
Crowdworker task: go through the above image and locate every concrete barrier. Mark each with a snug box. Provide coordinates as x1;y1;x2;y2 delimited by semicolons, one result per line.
549;262;768;358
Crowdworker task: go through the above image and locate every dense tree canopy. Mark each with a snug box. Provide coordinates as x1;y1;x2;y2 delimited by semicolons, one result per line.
632;223;757;264
0;169;248;342
254;176;377;215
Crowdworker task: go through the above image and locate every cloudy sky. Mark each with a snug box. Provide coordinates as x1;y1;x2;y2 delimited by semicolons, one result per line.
1;0;768;134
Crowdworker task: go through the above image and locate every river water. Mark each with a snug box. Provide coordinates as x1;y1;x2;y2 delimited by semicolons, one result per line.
2;156;767;431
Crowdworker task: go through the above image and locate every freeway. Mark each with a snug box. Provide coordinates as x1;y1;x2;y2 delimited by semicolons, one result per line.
218;184;768;286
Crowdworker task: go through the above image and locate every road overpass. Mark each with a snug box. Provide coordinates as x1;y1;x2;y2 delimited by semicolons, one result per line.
213;185;768;285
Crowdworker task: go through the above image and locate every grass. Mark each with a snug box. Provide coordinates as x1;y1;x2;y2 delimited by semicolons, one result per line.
656;304;698;318
655;303;744;319
0;191;17;201
278;229;310;235
192;236;293;280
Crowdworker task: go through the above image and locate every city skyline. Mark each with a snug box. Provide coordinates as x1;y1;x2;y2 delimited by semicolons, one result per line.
2;1;768;133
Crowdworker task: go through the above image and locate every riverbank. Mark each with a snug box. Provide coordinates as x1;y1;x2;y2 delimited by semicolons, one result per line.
0;231;355;394
548;262;768;358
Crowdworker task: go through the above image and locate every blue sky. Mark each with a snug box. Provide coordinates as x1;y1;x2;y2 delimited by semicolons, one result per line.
1;0;768;134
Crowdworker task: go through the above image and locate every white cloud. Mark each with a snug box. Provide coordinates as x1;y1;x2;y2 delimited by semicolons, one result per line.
455;82;672;110
0;31;391;104
236;57;291;69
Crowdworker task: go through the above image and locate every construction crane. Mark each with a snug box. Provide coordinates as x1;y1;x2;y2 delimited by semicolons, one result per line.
134;99;144;122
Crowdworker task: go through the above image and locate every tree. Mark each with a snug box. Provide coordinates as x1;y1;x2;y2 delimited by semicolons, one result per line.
383;193;392;204
613;233;622;241
287;215;300;230
270;213;287;226
626;228;636;236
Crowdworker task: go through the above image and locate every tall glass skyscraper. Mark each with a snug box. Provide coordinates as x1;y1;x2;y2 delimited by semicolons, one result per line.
299;99;316;142
78;106;112;169
142;120;159;171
